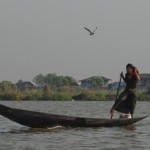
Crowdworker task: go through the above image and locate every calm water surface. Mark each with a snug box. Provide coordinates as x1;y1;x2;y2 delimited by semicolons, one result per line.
0;101;149;150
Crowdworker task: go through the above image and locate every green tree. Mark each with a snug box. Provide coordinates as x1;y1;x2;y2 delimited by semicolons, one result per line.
33;74;45;87
16;79;23;87
17;79;23;84
33;73;76;88
89;76;104;88
0;81;17;91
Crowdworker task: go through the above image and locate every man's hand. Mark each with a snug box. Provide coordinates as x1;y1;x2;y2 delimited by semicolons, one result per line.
120;72;124;78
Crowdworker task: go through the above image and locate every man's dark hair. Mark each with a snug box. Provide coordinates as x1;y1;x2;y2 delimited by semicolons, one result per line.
126;63;133;69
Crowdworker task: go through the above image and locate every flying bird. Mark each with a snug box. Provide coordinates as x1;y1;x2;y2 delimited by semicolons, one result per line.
84;27;97;36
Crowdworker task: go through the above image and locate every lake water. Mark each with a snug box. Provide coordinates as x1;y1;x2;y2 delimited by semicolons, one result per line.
0;101;149;150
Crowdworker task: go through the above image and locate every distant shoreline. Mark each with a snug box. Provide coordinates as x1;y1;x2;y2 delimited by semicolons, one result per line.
0;89;149;101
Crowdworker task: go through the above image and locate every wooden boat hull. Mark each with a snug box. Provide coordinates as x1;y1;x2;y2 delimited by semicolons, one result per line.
0;104;147;128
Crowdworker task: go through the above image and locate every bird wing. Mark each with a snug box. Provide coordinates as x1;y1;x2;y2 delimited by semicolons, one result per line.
84;27;92;33
93;27;97;33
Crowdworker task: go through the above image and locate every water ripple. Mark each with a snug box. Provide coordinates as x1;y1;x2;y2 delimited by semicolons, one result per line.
0;101;149;150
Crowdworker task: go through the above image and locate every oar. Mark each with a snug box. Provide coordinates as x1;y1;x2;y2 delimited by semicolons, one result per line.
111;73;122;119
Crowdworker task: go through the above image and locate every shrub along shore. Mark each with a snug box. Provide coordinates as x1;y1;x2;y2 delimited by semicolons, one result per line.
0;88;150;101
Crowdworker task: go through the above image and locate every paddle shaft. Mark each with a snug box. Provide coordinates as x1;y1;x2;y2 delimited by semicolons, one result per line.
111;75;122;119
115;76;122;101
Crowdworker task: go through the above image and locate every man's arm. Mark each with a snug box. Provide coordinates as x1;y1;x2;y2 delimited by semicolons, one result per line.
120;72;127;82
134;68;140;80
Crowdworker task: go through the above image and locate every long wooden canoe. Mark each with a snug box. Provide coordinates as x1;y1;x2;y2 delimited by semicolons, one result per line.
0;104;147;128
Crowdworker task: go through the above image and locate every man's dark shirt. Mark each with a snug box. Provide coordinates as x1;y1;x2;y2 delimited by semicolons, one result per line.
124;73;138;89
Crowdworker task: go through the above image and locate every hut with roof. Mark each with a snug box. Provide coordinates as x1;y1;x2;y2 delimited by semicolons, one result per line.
138;73;150;91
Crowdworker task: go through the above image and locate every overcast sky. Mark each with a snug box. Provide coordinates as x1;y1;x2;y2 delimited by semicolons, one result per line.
0;0;150;83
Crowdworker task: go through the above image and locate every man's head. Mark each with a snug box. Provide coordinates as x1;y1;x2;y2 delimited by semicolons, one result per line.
126;63;133;69
126;63;133;74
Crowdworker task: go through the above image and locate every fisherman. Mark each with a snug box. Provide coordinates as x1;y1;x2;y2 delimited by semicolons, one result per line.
110;64;140;118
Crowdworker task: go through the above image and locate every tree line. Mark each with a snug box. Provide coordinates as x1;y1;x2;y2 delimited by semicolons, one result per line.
0;73;105;90
33;73;77;88
0;74;150;101
33;73;105;88
0;73;77;91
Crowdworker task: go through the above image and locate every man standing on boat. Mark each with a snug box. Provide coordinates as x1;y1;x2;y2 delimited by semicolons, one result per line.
110;64;140;118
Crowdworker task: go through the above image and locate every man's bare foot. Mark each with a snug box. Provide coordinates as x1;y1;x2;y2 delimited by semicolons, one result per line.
119;113;132;119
